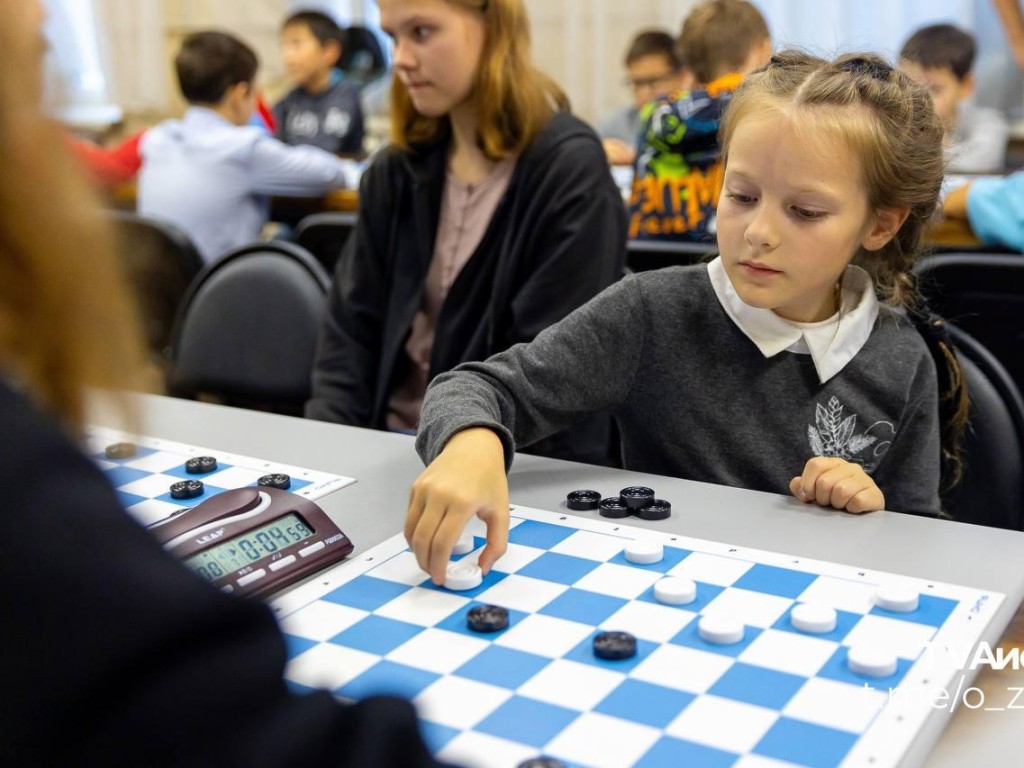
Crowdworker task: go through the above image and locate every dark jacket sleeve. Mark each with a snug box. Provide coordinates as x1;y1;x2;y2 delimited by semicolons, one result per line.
497;124;627;349
339;89;366;154
305;156;394;426
0;387;445;767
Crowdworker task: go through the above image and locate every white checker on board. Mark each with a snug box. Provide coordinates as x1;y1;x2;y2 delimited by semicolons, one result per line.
271;504;1006;768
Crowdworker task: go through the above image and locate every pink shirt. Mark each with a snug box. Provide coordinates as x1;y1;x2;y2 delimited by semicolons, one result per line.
386;156;517;430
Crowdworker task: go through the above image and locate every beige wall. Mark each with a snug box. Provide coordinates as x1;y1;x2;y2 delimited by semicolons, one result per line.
97;0;699;130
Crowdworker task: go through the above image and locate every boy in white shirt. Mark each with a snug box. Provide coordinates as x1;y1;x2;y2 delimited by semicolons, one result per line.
139;31;357;262
899;23;1009;173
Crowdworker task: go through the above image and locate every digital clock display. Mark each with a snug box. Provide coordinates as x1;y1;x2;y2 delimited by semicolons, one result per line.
183;513;314;582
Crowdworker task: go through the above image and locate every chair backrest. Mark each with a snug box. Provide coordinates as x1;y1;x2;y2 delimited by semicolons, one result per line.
293;211;357;273
914;253;1024;398
107;211;204;360
339;25;388;86
943;323;1024;530
625;239;718;272
166;241;330;414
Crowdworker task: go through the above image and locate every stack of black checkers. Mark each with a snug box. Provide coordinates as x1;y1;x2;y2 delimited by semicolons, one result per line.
170;455;219;499
565;486;671;520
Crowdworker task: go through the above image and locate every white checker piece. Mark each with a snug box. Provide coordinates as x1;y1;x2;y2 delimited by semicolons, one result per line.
279;601;367;641
783;677;888;733
270;504;1005;768
668;551;754;585
517;658;624;710
666;694;779;753
545;712;661;768
599;600;696;644
739;628;838;677
387;628;490;675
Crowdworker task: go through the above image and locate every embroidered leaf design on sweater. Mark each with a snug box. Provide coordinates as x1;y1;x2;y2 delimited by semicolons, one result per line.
807;396;888;470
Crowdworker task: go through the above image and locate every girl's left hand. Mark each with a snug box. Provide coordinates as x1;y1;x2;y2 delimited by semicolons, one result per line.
789;457;885;514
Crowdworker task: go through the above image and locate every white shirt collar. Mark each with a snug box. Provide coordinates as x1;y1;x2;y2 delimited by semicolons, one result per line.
707;257;879;384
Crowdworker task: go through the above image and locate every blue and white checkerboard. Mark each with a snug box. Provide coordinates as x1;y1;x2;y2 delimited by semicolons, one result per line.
89;427;354;527
272;505;1004;768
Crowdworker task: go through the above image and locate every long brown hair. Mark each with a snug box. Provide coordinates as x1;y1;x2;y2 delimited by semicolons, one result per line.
0;0;145;430
721;49;969;489
389;0;569;159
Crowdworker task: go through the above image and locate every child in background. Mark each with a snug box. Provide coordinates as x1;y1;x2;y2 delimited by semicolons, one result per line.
629;0;771;241
138;31;357;262
597;29;691;166
407;51;963;584
900;23;1009;173
275;9;365;155
305;0;626;466
0;1;446;764
943;170;1024;250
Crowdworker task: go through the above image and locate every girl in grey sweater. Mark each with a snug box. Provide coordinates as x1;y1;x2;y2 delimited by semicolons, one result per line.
407;51;964;585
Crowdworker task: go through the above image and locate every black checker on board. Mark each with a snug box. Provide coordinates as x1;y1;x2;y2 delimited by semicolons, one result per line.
257;473;292;490
185;456;218;474
170;479;204;500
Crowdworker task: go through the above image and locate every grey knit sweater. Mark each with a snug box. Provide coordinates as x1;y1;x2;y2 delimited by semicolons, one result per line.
417;265;940;516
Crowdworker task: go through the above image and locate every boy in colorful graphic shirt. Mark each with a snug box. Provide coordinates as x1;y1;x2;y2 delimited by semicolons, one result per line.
629;0;770;241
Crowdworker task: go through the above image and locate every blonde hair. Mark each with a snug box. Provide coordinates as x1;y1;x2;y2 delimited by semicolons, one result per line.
0;6;145;429
681;0;770;84
721;49;968;490
389;0;569;159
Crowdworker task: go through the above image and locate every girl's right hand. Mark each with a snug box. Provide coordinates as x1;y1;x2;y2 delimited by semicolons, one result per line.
405;427;510;585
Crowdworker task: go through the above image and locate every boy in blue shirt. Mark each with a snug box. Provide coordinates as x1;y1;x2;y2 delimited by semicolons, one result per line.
138;31;356;262
274;10;365;156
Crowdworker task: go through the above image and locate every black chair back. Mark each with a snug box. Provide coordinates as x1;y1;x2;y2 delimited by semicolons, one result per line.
108;211;204;360
626;239;717;272
167;241;330;414
293;212;357;273
944;323;1024;530
339;25;388;86
915;254;1024;397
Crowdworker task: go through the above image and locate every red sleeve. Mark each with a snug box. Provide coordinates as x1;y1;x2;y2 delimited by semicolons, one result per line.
67;130;145;187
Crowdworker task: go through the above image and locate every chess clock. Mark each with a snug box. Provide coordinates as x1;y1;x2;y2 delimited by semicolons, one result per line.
151;486;353;598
